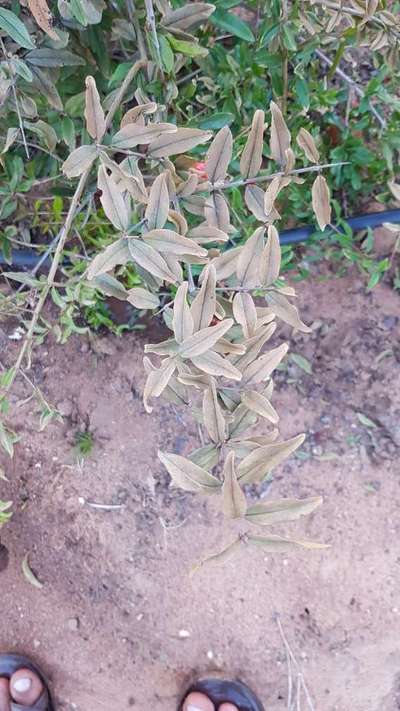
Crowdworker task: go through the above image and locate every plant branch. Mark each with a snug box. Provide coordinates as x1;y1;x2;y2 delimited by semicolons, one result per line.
219;161;350;191
315;48;387;130
0;37;29;159
6;61;145;390
127;0;148;64
144;0;164;77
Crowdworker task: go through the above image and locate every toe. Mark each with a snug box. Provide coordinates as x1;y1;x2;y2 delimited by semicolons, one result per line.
182;691;215;711
0;678;10;711
10;668;43;707
219;705;239;711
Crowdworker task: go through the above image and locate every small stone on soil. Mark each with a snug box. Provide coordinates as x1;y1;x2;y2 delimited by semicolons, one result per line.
67;617;80;632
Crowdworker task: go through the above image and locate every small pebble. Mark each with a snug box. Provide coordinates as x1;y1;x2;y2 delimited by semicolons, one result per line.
67;617;80;632
178;629;190;639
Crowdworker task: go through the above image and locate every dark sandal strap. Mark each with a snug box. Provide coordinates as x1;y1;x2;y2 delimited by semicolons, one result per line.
0;654;54;711
11;688;49;711
179;677;265;711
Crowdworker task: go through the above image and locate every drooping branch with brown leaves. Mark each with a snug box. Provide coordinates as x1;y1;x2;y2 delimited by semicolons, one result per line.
61;76;333;564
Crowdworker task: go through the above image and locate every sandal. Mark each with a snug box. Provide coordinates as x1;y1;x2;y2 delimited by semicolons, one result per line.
179;677;265;711
0;654;54;710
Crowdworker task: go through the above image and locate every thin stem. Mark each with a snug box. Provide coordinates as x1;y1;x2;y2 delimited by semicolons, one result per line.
315;48;386;130
219;161;350;191
0;37;29;159
14;140;63;162
127;0;148;64
6;61;145;390
312;0;400;40
144;0;164;77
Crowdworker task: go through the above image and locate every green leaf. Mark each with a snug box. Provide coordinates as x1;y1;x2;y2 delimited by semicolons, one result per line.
356;412;377;429
210;10;255;41
214;0;240;7
159;35;174;73
197;112;234;130
25;48;85;68
290;353;312;375
0;8;35;50
295;77;310;111
282;24;297;51
22;553;43;589
0;422;17;458
367;271;381;290
168;35;208;58
11;57;33;82
70;0;88;26
61;116;76;149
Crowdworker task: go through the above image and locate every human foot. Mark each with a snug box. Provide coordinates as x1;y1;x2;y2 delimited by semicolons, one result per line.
0;667;44;710
182;691;239;711
180;677;264;711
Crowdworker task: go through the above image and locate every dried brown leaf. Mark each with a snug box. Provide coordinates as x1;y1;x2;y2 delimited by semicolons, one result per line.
246;534;328;552
127;287;159;309
128;239;178;284
203;380;226;443
240;109;265;179
206;126;232;184
266;291;311;333
241;390;279;424
161;3;215;30
167;209;188;235
143;358;176;413
98;165;129;232
190;537;242;574
296;128;320;163
244;184;268;221
112;123;177;149
62;144;97;178
191;264;217;330
204;191;232;232
232;322;276;371
27;0;58;40
87;238;130;279
173;282;194;343
245;496;323;526
188;225;228;244
158;451;221;493
312;175;331;231
179;318;234;358
85;76;106;143
236;226;265;287
264;176;282;215
270;101;291;166
243;343;288;384
149;128;212;158
233;292;257;339
260;224;281;286
143;229;207;258
145;172;169;230
120;102;157;128
192;350;242;380
238;433;305;483
222;452;247;518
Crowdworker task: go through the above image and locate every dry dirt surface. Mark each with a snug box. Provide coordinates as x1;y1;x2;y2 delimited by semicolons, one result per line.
1;271;400;711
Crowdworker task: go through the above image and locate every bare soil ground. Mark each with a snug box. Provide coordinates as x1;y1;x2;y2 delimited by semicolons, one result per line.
0;270;399;711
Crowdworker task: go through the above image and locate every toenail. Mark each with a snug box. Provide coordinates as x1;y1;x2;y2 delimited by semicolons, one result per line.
188;706;204;711
13;678;32;693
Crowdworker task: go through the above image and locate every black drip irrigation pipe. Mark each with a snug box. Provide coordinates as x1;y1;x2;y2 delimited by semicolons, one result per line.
1;209;400;270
